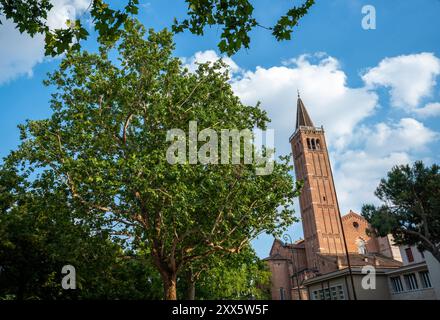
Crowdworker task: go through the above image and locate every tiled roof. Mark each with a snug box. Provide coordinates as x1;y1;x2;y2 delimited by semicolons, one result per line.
296;97;314;129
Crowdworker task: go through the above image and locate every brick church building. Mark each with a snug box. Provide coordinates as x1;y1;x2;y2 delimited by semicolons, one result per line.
264;95;439;300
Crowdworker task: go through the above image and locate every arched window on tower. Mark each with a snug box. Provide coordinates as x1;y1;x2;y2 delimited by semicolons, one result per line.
311;139;316;150
307;138;311;150
316;139;321;150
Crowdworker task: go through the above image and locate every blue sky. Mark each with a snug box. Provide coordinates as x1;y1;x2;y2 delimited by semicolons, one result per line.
1;0;440;258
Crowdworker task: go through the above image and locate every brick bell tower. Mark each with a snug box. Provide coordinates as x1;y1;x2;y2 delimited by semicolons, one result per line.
290;93;345;271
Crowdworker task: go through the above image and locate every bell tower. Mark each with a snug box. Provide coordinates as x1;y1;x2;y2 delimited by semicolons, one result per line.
290;94;345;271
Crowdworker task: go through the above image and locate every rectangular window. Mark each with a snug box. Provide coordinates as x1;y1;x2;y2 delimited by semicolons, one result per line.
404;273;419;291
311;285;345;300
420;271;432;288
323;288;331;300
390;276;404;293
405;248;414;263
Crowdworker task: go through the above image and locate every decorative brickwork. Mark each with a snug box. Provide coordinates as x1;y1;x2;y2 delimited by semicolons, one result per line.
290;97;345;271
265;96;404;300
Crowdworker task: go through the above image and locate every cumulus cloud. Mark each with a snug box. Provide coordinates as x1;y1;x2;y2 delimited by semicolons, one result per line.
362;52;440;110
182;50;439;217
47;0;91;29
231;53;378;154
334;151;411;213
413;102;440;118
0;19;45;84
334;118;438;212
0;0;90;85
181;50;241;75
361;118;438;155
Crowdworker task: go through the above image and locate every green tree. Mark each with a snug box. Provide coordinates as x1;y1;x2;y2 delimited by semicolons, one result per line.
173;0;315;56
0;166;164;300
181;247;270;300
0;167;62;300
7;19;300;300
362;161;440;263
0;0;314;56
0;0;139;56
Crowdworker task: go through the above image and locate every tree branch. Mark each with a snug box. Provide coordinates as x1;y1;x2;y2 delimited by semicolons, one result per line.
122;113;134;144
399;228;437;252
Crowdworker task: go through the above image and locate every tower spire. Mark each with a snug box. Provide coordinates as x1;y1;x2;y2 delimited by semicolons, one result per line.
295;95;314;129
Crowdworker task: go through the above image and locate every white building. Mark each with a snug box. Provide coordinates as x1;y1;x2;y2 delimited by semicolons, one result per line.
386;245;438;300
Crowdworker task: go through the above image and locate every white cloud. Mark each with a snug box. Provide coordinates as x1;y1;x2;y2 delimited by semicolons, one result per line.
181;50;241;74
362;52;440;110
334;118;438;213
334;151;411;213
413;102;440;118
0;19;45;84
0;0;90;85
231;53;378;154
48;0;90;29
183;50;439;218
363;118;438;155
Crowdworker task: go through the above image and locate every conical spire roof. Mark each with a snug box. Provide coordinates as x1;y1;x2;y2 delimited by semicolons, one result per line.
295;95;314;129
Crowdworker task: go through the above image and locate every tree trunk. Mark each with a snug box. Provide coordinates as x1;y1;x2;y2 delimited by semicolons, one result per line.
152;247;178;300
187;280;196;300
17;283;24;301
185;269;196;300
163;272;178;300
17;274;25;300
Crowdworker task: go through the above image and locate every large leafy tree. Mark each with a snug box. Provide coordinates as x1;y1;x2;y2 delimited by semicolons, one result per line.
0;166;84;300
185;247;271;300
173;0;315;55
362;161;440;263
0;0;139;56
0;0;315;56
0;166;164;300
8;19;300;299
176;246;269;300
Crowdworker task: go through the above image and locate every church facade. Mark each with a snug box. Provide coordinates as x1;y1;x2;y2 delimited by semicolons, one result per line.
265;96;438;300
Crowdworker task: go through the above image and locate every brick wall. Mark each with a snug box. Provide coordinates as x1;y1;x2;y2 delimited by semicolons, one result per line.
341;211;379;254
